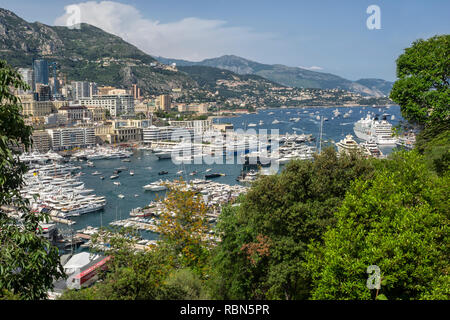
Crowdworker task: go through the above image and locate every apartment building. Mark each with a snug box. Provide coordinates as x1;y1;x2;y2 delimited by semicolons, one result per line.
47;127;95;150
79;94;134;117
31;130;51;153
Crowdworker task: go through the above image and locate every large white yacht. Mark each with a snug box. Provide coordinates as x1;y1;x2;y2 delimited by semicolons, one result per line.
143;180;168;192
353;114;398;145
336;134;361;155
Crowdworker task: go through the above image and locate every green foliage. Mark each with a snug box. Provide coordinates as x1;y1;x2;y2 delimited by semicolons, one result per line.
210;148;377;299
390;35;450;126
157;180;211;277
414;121;450;175
159;268;210;300
307;151;449;300
0;59;64;299
60;227;176;300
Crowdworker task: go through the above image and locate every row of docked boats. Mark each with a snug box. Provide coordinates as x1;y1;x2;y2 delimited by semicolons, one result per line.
21;163;106;218
72;146;133;160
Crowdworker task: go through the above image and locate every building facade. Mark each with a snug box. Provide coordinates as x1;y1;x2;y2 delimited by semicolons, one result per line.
20;94;53;117
31;130;51;153
79;94;134;117
33;59;49;86
169;120;213;134
47;127;95;150
58;105;88;123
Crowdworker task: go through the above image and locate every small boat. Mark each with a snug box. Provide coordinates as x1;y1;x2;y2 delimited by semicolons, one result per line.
272;119;280;124
100;176;105;180
190;171;198;176
110;175;119;180
134;194;139;197
205;168;212;172
122;159;131;162
118;194;125;199
158;171;168;175
91;171;101;176
129;171;134;176
205;173;225;179
113;182;121;186
177;170;183;175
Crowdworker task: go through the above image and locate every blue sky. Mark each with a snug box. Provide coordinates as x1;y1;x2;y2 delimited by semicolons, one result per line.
1;0;449;81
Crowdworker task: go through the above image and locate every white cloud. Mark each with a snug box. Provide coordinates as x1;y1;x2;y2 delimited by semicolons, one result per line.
54;1;278;61
299;65;324;71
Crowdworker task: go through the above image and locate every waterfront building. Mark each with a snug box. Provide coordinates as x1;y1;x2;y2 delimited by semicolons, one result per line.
114;127;143;143
47;127;95;150
112;119;152;129
169;120;213;134
31;130;51;153
143;126;178;143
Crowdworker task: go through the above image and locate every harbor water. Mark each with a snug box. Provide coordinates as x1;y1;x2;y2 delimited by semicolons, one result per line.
62;105;404;237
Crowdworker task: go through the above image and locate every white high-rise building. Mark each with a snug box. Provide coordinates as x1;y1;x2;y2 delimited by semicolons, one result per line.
73;81;98;100
79;94;134;117
18;68;34;93
47;127;95;150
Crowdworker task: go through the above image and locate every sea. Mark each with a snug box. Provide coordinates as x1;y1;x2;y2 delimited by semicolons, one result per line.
59;105;404;243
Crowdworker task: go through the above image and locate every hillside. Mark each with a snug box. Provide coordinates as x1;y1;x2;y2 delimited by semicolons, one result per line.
0;8;195;94
0;8;393;107
156;55;394;97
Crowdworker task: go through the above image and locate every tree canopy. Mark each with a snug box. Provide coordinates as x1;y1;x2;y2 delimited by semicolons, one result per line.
390;35;449;126
209;148;377;299
0;59;64;299
306;151;449;300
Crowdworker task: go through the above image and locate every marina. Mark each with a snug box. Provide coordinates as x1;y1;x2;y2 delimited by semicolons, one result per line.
15;105;406;254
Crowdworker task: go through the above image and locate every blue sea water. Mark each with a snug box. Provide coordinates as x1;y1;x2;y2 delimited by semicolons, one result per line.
64;105;403;238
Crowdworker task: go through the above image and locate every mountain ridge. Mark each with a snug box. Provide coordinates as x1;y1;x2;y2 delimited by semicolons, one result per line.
156;54;394;97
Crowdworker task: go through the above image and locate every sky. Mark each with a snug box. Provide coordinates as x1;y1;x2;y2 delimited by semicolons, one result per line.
1;0;449;81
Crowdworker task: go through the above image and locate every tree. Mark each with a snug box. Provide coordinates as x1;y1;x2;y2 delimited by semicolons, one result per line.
157;179;211;276
0;60;64;299
306;151;449;300
390;35;450;175
390;35;449;126
59;227;176;300
209;148;377;299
